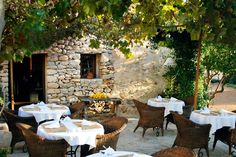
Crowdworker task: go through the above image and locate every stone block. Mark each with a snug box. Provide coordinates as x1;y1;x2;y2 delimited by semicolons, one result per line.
48;83;59;88
47;89;60;94
48;99;60;103
58;55;69;61
47;69;57;75
47;76;58;82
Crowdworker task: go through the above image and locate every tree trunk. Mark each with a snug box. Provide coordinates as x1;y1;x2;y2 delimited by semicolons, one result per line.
0;0;5;50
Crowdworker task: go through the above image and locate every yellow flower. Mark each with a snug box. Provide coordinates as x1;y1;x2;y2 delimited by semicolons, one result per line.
90;92;108;99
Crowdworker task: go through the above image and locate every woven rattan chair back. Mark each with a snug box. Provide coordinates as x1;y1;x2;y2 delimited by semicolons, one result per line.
80;116;128;157
69;101;86;119
165;96;194;130
213;127;236;155
152;147;197;157
16;123;68;157
172;112;211;157
2;109;37;152
133;99;165;137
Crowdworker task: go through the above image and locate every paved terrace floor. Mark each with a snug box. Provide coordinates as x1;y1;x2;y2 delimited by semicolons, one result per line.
10;118;230;157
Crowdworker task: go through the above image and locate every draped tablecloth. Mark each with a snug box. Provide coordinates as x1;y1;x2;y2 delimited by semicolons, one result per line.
18;103;71;123
147;98;185;116
87;151;152;157
190;110;236;135
37;119;104;147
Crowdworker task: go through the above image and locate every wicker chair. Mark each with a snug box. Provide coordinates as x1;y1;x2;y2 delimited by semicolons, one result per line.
16;123;68;157
165;105;193;130
213;127;236;155
165;96;194;130
68;101;86;119
80;116;128;157
152;147;197;157
172;112;211;157
133;99;165;137
2;109;37;152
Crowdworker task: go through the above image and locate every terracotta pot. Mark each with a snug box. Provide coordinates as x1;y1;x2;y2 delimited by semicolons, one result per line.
0;123;12;148
87;72;94;79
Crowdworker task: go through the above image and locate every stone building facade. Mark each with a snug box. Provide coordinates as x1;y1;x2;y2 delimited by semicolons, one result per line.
0;36;170;116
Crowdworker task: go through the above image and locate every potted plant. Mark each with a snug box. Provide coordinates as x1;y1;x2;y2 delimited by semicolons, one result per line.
86;70;94;79
0;147;8;157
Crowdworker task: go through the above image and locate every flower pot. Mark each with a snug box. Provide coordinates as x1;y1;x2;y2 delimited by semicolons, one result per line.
87;72;94;79
0;123;12;148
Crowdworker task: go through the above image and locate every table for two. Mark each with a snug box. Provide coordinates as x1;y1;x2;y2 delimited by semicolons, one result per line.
37;119;104;156
87;151;151;157
147;98;185;116
18;102;105;157
18;102;71;123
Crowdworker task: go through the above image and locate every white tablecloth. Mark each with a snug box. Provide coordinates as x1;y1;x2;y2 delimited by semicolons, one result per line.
18;103;71;123
87;151;151;157
190;110;236;135
37;119;104;147
147;98;185;116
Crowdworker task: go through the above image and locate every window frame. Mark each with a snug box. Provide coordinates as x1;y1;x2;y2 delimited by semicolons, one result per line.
80;53;101;79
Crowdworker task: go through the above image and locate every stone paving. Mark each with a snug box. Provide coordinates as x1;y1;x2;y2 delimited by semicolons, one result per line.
9;118;230;157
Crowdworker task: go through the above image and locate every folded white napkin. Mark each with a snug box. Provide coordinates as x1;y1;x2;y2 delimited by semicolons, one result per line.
44;122;60;128
100;147;115;155
81;119;92;126
63;116;72;122
200;107;210;114
155;95;163;101
219;109;228;116
37;101;46;106
170;97;177;102
60;117;82;132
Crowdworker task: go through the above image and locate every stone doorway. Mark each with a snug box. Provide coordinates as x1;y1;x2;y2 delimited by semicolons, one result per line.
9;54;46;110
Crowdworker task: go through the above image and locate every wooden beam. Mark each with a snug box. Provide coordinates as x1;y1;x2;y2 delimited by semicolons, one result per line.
9;60;14;110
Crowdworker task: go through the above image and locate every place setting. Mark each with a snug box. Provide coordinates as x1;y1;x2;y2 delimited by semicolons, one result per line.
87;146;151;157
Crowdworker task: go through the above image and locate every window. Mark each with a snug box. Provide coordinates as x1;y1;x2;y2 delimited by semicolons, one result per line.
80;54;100;79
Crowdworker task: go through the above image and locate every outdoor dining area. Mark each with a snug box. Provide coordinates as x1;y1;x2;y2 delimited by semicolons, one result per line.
0;95;235;157
0;0;236;157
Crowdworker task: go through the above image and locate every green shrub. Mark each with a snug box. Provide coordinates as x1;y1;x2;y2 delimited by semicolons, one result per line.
0;148;9;157
158;31;197;100
229;74;236;84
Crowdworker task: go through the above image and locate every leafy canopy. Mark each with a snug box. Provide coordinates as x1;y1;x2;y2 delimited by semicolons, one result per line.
1;0;235;61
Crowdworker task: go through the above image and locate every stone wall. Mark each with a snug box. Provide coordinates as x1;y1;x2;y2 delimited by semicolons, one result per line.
0;61;9;104
111;45;170;117
0;37;171;117
44;36;115;105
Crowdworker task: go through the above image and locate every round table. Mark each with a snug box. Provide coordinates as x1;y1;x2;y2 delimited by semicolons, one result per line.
87;151;152;157
152;147;196;157
190;110;236;135
147;98;185;116
37;119;104;147
18;103;71;123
